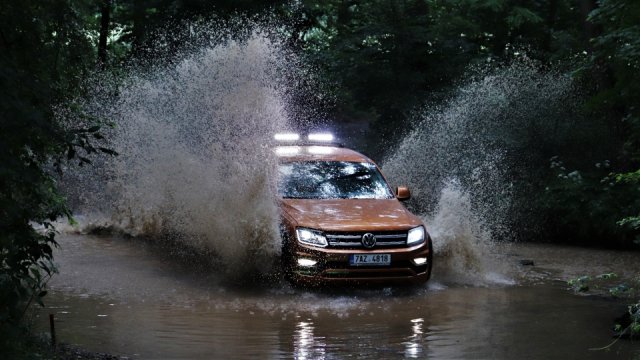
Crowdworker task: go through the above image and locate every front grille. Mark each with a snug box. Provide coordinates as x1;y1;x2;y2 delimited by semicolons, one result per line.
326;231;408;248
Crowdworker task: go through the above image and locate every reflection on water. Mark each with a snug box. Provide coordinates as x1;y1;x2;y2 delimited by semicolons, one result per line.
34;234;640;359
37;287;640;360
403;318;424;358
294;321;325;360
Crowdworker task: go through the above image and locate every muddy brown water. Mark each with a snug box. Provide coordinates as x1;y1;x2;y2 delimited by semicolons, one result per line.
35;234;640;359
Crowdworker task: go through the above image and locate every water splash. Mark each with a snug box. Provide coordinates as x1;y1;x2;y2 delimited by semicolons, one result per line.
64;28;310;278
426;181;512;285
428;182;489;278
384;60;578;285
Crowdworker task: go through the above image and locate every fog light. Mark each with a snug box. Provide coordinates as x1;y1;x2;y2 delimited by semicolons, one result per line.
297;258;318;267
412;257;428;266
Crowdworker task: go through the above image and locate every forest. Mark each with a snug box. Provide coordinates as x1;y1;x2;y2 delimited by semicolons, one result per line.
1;0;639;356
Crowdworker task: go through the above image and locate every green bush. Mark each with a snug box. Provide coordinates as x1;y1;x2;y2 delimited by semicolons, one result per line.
538;157;640;248
0;0;114;354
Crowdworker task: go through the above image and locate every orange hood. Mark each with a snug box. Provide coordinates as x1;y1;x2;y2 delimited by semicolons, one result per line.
279;198;423;232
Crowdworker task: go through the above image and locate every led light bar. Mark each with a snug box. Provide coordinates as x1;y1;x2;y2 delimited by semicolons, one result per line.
307;146;333;155
274;133;300;141
308;133;334;142
275;146;301;156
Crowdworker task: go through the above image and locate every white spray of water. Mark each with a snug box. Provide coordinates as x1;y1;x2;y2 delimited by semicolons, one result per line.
68;30;309;277
384;61;576;285
426;181;512;285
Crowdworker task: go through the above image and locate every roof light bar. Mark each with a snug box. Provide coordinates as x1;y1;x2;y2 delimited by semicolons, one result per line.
307;146;333;155
308;133;334;142
275;146;301;156
274;133;300;141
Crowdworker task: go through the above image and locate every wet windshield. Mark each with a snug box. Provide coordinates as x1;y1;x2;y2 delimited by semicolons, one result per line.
278;161;394;199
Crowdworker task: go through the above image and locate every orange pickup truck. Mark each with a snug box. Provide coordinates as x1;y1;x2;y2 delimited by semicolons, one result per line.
275;133;433;285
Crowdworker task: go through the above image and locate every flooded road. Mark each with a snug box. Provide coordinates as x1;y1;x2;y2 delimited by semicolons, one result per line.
36;234;640;359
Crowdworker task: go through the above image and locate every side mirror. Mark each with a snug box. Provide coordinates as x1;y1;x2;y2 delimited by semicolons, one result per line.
396;186;411;201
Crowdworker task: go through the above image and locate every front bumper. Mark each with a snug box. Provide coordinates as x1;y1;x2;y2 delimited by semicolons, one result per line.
286;240;432;286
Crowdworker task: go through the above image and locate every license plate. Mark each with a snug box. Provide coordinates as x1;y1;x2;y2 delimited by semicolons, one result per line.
349;254;391;266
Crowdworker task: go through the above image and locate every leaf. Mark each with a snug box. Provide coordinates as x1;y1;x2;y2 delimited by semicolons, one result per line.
597;273;617;280
506;7;543;28
29;268;41;280
98;147;119;156
478;0;506;12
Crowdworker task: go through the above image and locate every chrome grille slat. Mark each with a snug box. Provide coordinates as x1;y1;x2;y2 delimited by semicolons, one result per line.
326;235;361;239
374;241;406;246
375;234;406;239
328;241;362;247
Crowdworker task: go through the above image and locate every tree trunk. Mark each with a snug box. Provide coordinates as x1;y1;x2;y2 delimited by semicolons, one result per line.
132;0;146;55
97;0;111;69
579;0;599;51
579;0;612;91
542;0;558;52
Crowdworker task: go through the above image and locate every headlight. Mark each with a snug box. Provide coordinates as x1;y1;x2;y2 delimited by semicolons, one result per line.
296;228;328;247
407;226;426;245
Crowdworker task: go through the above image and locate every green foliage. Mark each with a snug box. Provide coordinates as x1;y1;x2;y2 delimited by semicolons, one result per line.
587;0;640;145
569;273;639;348
524;0;640;249
568;275;592;292
538;157;640;247
567;272;638;299
0;0;280;354
293;0;444;142
0;0;114;355
613;170;640;245
506;6;544;28
611;300;640;340
632;303;640;334
589;0;640;65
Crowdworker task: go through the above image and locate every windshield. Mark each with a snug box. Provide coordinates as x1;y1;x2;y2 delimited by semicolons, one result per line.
278;161;394;199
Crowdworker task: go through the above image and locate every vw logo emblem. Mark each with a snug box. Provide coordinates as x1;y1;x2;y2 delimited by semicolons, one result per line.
361;233;377;248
